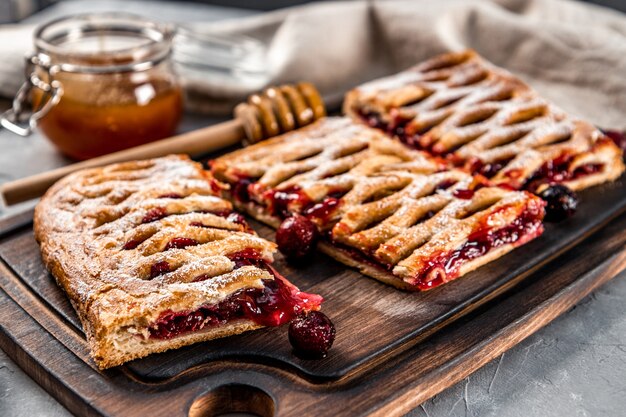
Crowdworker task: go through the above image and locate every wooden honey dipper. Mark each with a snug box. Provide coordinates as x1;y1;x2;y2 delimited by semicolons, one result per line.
0;82;326;206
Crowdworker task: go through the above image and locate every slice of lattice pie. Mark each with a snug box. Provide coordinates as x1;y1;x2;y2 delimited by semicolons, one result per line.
211;117;545;290
34;155;322;369
344;49;624;192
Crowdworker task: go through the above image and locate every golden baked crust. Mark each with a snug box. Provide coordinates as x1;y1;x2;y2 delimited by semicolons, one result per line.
210;118;546;291
344;50;625;192
34;155;321;369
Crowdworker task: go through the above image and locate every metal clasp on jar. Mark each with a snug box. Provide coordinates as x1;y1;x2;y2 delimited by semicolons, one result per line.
0;53;63;136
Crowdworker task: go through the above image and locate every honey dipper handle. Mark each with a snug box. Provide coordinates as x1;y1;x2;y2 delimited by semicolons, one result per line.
1;119;245;206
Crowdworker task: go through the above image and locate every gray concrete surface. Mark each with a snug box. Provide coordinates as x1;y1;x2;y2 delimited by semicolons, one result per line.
407;272;626;417
1;1;625;416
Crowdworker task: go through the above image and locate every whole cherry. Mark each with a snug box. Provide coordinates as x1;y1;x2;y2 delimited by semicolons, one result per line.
276;214;318;260
538;184;579;222
288;311;336;358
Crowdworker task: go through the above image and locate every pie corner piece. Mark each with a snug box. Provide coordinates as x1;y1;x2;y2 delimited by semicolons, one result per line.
34;154;322;369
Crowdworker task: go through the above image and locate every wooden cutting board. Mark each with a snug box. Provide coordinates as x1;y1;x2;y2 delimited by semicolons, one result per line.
0;172;625;417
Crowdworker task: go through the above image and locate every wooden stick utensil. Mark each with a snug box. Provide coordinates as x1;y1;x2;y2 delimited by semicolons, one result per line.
0;82;326;206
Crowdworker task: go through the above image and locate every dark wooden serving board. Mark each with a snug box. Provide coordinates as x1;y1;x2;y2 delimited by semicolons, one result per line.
1;174;625;416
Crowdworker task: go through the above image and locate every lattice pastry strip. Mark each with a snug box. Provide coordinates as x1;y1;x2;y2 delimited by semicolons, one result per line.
34;155;322;369
211;118;546;291
212;117;443;228
344;49;624;192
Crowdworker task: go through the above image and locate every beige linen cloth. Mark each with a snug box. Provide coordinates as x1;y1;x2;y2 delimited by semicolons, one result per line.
1;0;625;128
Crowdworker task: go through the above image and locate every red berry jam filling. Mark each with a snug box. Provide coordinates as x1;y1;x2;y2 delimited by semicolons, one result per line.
150;261;171;279
209;177;226;194
357;108;423;150
265;186;312;218
435;179;458;191
266;187;347;223
227;248;266;268
524;153;605;192
358;109;390;132
146;262;323;340
406;199;545;290
123;239;143;250
158;193;183;199
302;196;342;224
165;237;199;251
142;207;168;223
452;189;475;199
572;163;603;178
231;170;347;225
466;157;514;179
233;178;253;203
192;274;213;283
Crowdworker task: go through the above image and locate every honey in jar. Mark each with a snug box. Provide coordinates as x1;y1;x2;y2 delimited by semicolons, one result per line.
28;14;183;160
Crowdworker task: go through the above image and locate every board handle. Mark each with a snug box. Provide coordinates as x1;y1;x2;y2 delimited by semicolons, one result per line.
0;82;326;206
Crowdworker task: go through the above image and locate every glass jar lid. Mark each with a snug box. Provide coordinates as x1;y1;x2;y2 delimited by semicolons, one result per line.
33;12;176;74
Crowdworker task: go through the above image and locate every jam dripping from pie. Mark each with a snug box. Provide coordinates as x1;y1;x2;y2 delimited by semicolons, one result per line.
407;200;545;290
147;251;323;339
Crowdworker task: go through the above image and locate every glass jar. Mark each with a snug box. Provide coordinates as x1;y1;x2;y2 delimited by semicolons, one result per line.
172;27;269;115
3;13;182;160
